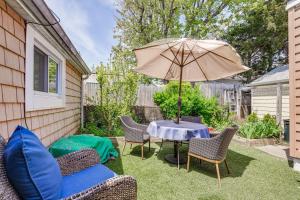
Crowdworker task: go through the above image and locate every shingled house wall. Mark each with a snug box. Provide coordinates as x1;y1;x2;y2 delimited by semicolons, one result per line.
0;0;82;146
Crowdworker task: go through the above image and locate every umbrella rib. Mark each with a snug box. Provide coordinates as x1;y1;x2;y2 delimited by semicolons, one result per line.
135;41;181;70
133;40;176;51
183;44;227;66
160;54;180;66
180;42;185;65
160;41;181;55
186;44;209;81
159;41;182;66
183;43;196;65
163;61;175;80
183;51;209;66
195;43;237;64
163;43;183;80
166;43;181;65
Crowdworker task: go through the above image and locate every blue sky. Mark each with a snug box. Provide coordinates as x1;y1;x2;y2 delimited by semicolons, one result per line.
45;0;117;69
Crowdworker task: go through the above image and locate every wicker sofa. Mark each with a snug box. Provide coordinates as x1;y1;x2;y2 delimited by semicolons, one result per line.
0;135;137;200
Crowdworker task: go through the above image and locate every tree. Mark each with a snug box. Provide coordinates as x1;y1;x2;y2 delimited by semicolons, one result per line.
114;0;182;48
222;0;288;82
86;62;138;132
112;0;287;83
182;0;241;39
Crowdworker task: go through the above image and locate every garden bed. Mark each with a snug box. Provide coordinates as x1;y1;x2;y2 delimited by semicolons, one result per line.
232;135;278;147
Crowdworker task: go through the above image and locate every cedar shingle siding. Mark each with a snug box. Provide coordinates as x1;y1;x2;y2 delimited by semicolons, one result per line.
0;0;82;146
289;5;300;158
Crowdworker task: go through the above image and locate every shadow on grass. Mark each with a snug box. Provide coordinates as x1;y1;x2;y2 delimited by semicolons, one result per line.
105;142;156;174
105;142;124;175
155;141;255;178
124;145;156;159
282;148;294;168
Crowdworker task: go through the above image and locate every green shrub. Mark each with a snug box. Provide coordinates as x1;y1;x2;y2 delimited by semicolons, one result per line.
238;113;281;139
81;122;124;137
213;110;238;131
153;81;224;126
247;113;259;123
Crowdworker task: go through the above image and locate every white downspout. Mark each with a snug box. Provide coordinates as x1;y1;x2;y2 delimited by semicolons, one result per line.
81;75;89;128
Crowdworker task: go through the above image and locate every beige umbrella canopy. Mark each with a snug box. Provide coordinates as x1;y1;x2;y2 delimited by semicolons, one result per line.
133;38;250;123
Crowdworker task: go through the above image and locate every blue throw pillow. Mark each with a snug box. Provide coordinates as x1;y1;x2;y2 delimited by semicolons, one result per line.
4;126;62;200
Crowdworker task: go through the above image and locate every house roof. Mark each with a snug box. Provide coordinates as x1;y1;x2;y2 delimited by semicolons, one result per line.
85;73;98;84
6;0;91;75
249;65;289;86
286;0;300;10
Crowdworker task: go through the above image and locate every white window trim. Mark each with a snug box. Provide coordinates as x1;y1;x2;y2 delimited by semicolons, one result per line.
26;24;66;111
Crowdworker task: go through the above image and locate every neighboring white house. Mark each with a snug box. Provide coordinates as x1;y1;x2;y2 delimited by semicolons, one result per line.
249;65;289;125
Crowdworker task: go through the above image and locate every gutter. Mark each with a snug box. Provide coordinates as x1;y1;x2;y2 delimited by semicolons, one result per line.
286;0;300;10
247;79;289;87
6;0;91;75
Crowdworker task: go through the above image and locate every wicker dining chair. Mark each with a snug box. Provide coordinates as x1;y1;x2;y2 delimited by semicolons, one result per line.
120;116;150;160
0;135;137;200
181;116;202;124
187;127;238;187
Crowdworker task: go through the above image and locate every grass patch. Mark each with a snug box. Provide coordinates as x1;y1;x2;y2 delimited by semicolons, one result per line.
106;142;300;200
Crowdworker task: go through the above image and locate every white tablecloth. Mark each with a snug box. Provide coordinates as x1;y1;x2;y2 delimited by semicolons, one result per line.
147;120;210;141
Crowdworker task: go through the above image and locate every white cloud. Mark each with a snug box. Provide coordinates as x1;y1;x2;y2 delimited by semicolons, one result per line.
45;0;105;67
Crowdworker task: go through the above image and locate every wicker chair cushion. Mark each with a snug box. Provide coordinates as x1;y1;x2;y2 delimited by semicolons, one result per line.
4;126;62;200
0;136;20;199
61;163;116;198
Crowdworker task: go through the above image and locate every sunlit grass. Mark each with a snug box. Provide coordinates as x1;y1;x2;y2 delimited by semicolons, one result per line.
106;142;300;200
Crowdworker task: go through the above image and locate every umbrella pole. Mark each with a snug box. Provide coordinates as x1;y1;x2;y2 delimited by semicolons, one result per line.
176;65;183;124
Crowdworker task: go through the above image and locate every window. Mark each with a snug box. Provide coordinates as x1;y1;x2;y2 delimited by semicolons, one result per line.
26;25;66;111
33;47;59;94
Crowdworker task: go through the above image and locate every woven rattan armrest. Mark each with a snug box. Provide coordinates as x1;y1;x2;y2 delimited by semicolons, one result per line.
63;175;137;200
56;149;100;176
209;132;220;137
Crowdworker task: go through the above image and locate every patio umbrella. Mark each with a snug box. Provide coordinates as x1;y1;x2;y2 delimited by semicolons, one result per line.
133;38;250;123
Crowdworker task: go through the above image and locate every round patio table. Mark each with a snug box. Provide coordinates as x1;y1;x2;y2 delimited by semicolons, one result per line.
147;120;210;169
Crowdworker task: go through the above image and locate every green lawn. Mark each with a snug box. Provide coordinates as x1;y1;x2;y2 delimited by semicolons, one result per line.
106;141;300;200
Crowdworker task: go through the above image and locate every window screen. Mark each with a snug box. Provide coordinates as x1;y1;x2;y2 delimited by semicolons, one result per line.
33;46;60;94
34;47;48;92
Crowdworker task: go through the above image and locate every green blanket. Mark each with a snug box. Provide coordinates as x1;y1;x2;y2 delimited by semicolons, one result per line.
49;134;118;163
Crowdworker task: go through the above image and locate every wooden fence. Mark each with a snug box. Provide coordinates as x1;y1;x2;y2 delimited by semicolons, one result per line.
83;81;248;122
83;82;100;105
135;81;242;110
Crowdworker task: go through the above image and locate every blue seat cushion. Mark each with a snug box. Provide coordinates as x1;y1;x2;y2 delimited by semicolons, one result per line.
61;164;116;198
4;126;62;200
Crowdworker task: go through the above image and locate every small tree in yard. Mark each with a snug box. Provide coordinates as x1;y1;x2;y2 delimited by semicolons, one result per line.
84;63;138;136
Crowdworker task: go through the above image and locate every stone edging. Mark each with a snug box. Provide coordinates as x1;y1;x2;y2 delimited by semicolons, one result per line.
232;135;278;147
